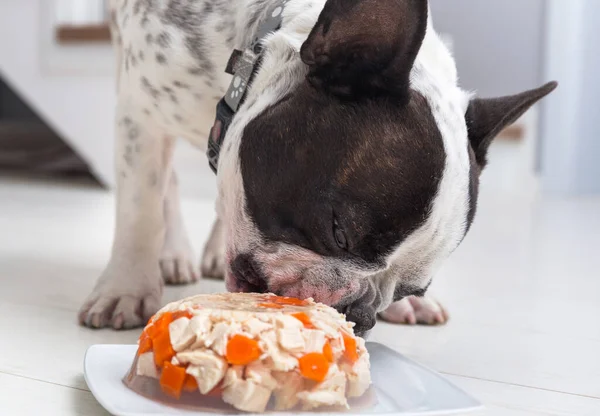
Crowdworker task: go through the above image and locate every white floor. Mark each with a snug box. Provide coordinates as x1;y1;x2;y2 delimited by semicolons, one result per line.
1;174;599;416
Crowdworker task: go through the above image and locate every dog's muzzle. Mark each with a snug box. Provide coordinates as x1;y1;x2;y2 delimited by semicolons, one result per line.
229;253;269;293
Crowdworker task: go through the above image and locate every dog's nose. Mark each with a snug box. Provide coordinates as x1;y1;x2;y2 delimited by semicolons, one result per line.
230;253;268;292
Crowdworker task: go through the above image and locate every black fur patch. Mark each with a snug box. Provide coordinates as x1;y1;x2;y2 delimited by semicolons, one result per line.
240;83;445;267
156;32;172;48
156;53;167;64
141;77;160;99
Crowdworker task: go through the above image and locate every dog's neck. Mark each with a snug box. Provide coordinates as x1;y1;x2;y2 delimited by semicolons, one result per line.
237;0;326;52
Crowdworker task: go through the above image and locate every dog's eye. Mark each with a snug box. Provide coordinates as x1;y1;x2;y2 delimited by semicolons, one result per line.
333;218;348;250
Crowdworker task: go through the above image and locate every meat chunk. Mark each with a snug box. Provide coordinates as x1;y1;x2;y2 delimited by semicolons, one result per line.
346;353;372;397
177;350;227;394
205;321;241;356
259;330;298;371
136;352;158;378
245;361;278;390
222;379;272;413
302;329;327;353
272;371;305;410
169;317;195;352
297;365;347;409
277;327;305;353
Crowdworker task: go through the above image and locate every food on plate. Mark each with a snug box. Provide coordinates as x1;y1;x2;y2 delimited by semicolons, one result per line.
123;293;371;412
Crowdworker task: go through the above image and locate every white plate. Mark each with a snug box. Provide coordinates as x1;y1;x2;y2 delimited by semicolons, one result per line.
84;343;483;416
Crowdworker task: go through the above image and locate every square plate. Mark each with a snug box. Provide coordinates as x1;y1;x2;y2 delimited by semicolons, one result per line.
84;343;482;416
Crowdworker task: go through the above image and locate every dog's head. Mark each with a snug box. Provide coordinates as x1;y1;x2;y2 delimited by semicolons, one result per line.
217;0;556;333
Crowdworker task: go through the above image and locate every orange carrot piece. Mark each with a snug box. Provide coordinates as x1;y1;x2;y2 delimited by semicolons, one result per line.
298;353;330;382
160;361;186;399
145;323;159;339
153;330;175;366
267;295;309;306
225;334;262;365
258;302;284;309
291;312;315;328
137;332;152;355
322;342;334;362
146;312;174;339
342;332;359;363
183;374;199;392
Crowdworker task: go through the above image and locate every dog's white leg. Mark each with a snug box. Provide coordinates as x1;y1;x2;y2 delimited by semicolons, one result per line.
79;109;174;329
379;296;449;325
160;172;199;284
200;216;226;279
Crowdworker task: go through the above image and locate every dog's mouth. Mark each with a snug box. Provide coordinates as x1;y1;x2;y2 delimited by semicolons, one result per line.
226;254;269;293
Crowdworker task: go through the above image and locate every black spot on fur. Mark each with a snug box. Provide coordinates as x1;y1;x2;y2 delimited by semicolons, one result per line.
156;32;171;48
188;67;202;76
141;77;160;99
148;171;158;187
156;53;167;64
127;125;140;140
133;0;143;15
174;114;184;123
185;37;214;74
145;33;153;44
173;81;189;89
138;50;145;61
143;109;151;115
124;144;134;167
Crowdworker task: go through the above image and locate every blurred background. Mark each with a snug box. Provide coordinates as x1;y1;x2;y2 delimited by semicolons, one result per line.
0;0;597;196
1;1;599;414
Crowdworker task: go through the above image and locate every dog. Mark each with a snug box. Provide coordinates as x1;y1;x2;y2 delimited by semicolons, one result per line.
79;0;556;335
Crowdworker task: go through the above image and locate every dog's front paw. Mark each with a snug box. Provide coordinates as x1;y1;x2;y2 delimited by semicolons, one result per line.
379;296;449;325
160;239;199;285
79;265;163;329
200;218;225;280
201;243;225;279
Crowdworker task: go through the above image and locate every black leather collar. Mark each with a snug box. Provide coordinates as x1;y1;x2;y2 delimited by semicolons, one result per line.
207;1;287;174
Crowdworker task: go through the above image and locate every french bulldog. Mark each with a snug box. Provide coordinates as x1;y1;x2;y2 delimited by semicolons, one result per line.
79;0;556;335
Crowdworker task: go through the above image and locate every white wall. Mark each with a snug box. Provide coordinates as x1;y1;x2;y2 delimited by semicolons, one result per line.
430;0;546;195
0;0;116;186
430;0;545;97
539;0;600;195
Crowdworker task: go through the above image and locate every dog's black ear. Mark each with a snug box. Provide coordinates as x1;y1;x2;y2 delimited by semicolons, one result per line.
466;81;558;168
300;0;428;100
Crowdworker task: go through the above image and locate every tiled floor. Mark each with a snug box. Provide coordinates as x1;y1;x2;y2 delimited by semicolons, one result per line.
1;175;599;415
